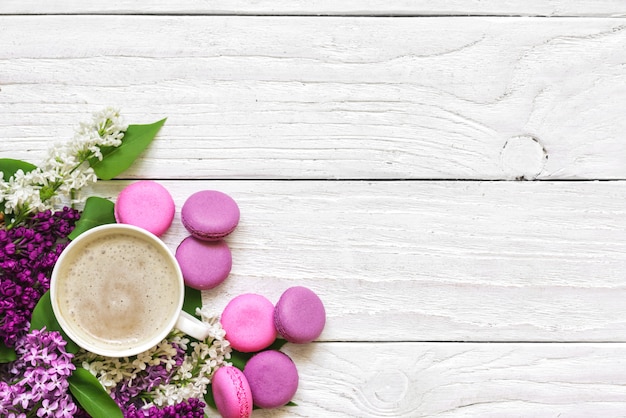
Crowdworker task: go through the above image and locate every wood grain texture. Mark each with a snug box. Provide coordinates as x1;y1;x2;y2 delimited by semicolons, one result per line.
1;16;625;180
3;5;626;417
269;342;626;417
0;1;625;17
87;180;626;342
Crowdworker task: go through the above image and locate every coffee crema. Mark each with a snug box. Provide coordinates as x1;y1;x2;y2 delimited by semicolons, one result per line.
55;233;180;352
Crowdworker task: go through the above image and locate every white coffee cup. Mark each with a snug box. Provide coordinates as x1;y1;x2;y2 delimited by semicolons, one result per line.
50;223;211;357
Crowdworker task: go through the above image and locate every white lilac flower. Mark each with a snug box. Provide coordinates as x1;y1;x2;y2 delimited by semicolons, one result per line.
77;309;231;413
150;326;231;407
79;107;127;149
0;108;126;224
0;169;46;215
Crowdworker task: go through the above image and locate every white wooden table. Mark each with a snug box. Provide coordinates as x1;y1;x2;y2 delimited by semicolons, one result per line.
2;2;626;416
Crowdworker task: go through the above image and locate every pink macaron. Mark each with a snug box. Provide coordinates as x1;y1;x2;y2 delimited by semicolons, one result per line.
114;180;175;236
274;286;326;344
212;365;252;418
220;294;277;353
175;236;232;290
181;190;240;241
243;350;299;409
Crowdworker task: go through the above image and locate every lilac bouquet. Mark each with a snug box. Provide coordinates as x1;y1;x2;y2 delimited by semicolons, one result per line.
0;109;226;418
1;108;131;417
0;109;247;417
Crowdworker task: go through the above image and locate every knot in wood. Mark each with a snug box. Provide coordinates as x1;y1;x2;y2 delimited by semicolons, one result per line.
500;135;548;180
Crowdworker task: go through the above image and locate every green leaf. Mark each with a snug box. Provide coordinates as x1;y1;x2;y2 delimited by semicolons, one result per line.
204;384;217;410
0;158;36;181
0;343;16;363
89;119;166;180
182;286;203;318
229;350;254;371
68;196;115;240
268;337;288;351
29;291;80;354
228;338;287;371
286;401;298;406
69;367;123;418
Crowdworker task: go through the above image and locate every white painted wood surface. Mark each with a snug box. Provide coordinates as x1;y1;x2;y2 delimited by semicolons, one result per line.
1;1;625;17
272;342;626;417
2;17;626;179
2;5;626;417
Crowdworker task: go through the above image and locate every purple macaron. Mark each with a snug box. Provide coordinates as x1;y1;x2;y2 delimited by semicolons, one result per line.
181;190;240;241
243;350;299;409
274;286;326;344
175;236;232;290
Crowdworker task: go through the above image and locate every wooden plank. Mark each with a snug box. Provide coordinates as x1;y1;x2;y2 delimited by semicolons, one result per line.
0;1;624;17
88;180;626;342
1;16;625;180
277;342;626;417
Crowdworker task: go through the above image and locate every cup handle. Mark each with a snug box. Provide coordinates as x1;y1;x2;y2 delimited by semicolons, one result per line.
175;311;212;341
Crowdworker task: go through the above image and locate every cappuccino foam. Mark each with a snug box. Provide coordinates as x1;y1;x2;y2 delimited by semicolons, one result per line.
55;232;180;352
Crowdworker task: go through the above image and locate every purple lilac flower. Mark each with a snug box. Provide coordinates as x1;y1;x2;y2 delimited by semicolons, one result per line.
0;207;80;347
124;398;206;418
0;329;77;417
113;363;169;409
113;342;187;414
